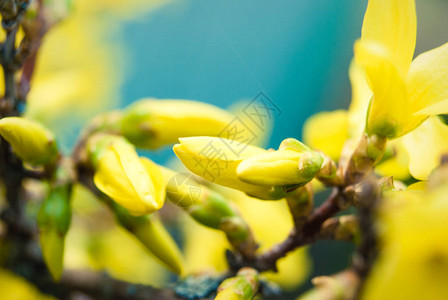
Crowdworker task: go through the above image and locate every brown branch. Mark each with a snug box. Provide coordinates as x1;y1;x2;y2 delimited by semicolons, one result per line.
253;188;348;272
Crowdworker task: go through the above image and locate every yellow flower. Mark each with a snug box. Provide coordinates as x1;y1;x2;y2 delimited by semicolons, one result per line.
173;137;285;200
362;184;448;300
93;139;165;215
355;0;448;138
120;99;234;149
0;117;58;165
236;138;324;186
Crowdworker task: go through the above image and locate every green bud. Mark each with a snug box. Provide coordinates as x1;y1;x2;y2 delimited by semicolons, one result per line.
38;184;72;281
112;204;184;275
215;268;259;300
0;117;58;166
187;190;237;229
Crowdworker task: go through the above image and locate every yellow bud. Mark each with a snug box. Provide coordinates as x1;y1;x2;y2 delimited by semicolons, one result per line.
236;147;323;186
173;137;285;200
93;139;165;215
0;117;58;165
121;99;234;149
113;206;184;275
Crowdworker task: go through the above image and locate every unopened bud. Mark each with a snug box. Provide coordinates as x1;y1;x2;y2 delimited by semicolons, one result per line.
0;117;58;166
113;204;184;274
38;184;72;281
215;268;259;300
121;99;234;149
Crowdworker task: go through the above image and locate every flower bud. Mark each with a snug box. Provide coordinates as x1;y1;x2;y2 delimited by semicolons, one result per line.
173;137;285;200
237;139;324;186
215;268;259;300
120;99;234;149
112;204;184;274
38;184;72;281
0;117;58;165
92;137;165;216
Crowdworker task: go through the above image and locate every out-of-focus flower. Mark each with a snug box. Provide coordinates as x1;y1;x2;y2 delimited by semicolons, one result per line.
362;183;448;299
120;99;234;149
215;268;259;300
237;138;323;186
0;269;56;300
355;0;448;139
173;137;285;200
92;137;165;215
0;117;58;166
302;110;349;161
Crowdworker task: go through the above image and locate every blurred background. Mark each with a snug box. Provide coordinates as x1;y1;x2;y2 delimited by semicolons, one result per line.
18;0;448;299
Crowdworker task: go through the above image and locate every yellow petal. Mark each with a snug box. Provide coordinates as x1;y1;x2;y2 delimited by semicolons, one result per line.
354;40;409;138
302;110;349;160
405;42;448;131
173;137;283;199
361;0;416;76
402;117;448;180
94;141;165;215
414;99;448;116
348;59;372;138
375;140;410;181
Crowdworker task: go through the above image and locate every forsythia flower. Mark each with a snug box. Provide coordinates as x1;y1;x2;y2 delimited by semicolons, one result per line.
0;117;58;166
362;183;448;299
355;0;448;139
93;137;165;215
120;99;234;149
